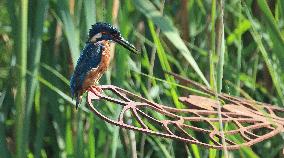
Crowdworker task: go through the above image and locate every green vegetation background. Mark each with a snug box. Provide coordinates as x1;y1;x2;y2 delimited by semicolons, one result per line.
0;0;283;157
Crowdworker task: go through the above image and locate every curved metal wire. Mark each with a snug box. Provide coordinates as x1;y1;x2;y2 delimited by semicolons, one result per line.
86;83;284;150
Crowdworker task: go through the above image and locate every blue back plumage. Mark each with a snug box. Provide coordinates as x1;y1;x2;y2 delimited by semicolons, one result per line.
70;43;103;100
70;22;132;109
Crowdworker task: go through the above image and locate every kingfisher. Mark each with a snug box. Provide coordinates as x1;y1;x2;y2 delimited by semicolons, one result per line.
70;22;139;109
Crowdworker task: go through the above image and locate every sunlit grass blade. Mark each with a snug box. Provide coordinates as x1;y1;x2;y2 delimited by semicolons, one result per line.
209;0;217;91
26;0;48;115
41;63;69;85
83;0;96;31
65;107;74;156
196;0;206;15
24;1;49;156
82;2;96;156
244;3;284;105
8;0;29;157
146;27;203;158
209;1;217;157
147;137;172;158
111;119;120;158
38;75;74;105
33;86;48;158
148;20;181;108
88;114;95;158
75;111;84;158
132;70;210;96
216;1;225;94
226;19;251;45
53;0;80;64
25;69;89;112
133;0;209;87
36;74;90;112
256;0;284;67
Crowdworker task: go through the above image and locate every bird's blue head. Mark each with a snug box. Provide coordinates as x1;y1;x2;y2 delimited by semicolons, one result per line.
87;22;139;54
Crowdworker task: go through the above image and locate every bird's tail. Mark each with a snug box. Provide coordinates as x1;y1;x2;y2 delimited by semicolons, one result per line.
75;94;82;109
76;98;80;109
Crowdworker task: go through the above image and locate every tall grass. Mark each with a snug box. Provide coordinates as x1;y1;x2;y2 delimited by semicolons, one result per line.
13;0;28;157
0;0;284;157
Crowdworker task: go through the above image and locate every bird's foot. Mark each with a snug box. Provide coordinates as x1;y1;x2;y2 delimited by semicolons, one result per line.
88;85;103;96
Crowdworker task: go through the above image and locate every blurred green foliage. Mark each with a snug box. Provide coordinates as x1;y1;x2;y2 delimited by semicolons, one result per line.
0;0;283;157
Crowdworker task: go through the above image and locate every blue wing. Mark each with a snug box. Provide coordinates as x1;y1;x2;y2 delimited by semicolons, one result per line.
70;43;103;105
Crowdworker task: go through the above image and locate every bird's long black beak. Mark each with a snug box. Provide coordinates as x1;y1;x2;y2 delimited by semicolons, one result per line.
113;36;139;54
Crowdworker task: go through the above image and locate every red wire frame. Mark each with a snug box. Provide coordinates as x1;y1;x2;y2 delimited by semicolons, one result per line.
86;74;284;150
